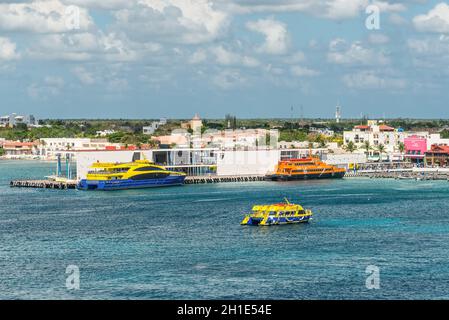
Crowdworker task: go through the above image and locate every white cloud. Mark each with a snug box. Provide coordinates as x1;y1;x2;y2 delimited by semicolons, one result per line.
44;75;65;87
389;13;408;26
0;37;20;60
27;32;142;62
189;49;208;64
0;0;94;33
371;1;406;13
328;38;390;66
60;0;130;9
407;35;449;67
72;66;95;84
368;34;390;44
290;66;320;77
113;0;229;44
342;70;407;90
27;76;65;100
224;0;405;20
323;0;368;20
413;2;449;33
212;69;247;89
246;18;290;55
210;45;260;67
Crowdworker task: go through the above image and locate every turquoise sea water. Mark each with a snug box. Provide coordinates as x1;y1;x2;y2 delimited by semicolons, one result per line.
2;161;449;299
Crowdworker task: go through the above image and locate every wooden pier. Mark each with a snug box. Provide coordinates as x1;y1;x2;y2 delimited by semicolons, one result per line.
345;171;449;181
184;175;265;184
10;171;449;190
10;175;266;189
10;179;77;189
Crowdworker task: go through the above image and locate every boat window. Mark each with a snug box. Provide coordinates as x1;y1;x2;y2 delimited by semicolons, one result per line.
88;168;130;174
130;172;170;180
134;166;162;171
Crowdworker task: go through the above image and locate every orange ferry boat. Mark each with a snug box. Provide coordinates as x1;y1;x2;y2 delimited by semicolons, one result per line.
266;157;346;181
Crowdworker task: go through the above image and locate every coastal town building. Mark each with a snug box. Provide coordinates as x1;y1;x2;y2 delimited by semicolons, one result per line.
38;138;122;159
322;152;367;170
181;114;203;133
152;132;190;148
404;135;427;163
0;140;38;157
309;127;335;137
0;113;37;127
343;120;403;155
142;118;167;135
425;145;449;167
278;141;339;150
96;129;116;137
343;120;449;163
403;133;449;163
153;128;274;150
200;129;270;150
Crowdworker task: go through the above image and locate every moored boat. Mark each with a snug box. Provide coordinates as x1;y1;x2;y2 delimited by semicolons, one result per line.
266;157;346;181
241;198;312;226
77;160;186;191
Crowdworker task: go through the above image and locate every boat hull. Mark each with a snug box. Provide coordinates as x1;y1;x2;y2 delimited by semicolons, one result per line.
243;215;312;226
266;171;345;181
77;175;186;191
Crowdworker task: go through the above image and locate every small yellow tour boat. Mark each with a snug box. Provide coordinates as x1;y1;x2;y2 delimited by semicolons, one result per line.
241;198;313;226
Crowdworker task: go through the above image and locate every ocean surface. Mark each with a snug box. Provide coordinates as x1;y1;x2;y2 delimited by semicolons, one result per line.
1;161;449;299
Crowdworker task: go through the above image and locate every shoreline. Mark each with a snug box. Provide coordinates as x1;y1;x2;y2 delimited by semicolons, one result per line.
0;157;57;163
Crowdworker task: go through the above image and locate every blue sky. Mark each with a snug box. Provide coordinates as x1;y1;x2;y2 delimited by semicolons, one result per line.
1;0;449;119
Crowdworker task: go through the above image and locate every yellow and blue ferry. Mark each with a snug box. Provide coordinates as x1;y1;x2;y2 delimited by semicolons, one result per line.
77;160;186;191
241;198;312;226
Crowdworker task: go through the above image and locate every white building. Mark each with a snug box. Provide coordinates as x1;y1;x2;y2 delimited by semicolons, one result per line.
153;128;275;151
143;118;167;135
309;127;335;137
96;130;116;137
422;133;449;149
0;113;37;127
343;120;404;154
322;152;367;170
200;129;271;150
39;138;121;159
278;141;340;151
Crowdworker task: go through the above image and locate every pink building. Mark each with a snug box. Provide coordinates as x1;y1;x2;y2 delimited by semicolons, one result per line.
404;136;427;162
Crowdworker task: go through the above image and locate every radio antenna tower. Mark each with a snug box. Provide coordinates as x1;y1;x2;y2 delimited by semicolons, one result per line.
335;103;342;123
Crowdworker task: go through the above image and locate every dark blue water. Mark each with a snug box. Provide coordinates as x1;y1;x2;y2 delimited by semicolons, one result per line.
2;161;449;299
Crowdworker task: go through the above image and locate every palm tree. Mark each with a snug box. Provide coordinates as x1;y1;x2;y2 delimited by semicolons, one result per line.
377;144;386;162
319;140;328;149
363;141;371;156
397;142;405;161
148;139;159;149
344;141;357;153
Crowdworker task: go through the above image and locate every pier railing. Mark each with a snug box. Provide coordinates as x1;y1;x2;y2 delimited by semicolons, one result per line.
184;175;265;184
10;180;77;189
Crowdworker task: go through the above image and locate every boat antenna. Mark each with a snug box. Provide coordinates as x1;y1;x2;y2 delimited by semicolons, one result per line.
284;197;290;204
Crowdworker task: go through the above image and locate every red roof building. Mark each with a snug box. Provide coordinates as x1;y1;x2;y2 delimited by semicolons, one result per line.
426;144;449;167
0;140;38;156
354;125;370;131
379;125;395;132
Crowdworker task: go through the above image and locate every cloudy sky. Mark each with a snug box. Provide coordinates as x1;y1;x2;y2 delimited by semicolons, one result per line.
0;0;449;119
